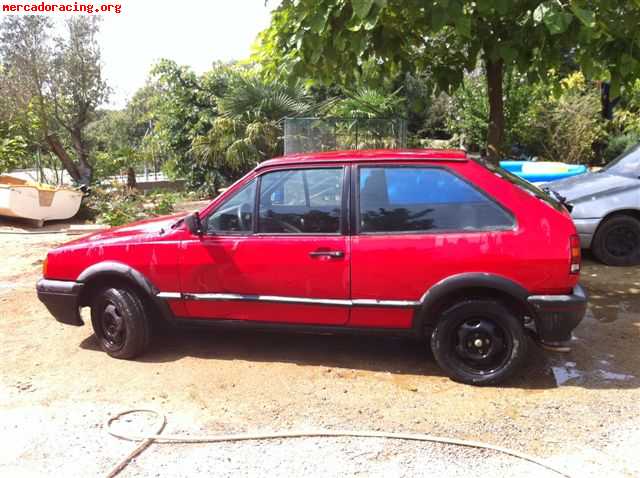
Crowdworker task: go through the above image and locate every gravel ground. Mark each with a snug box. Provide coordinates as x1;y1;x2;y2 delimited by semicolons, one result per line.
1;215;639;477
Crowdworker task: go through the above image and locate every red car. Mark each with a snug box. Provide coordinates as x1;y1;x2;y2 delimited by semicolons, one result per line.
37;150;587;385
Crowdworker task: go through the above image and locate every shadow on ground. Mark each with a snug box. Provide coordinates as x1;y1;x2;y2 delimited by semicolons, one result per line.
78;253;640;392
81;325;623;391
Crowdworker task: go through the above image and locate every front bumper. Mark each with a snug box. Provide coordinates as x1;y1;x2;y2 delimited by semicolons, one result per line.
527;284;588;344
36;279;84;326
572;218;600;249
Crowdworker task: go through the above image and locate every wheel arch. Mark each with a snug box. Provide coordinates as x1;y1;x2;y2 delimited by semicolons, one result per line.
77;261;173;323
414;273;534;336
593;208;640;236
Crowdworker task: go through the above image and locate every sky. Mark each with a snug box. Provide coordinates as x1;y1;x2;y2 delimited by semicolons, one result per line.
96;0;278;108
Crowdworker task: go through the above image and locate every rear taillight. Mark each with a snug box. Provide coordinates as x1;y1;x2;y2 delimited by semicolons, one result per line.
42;255;49;278
570;235;581;274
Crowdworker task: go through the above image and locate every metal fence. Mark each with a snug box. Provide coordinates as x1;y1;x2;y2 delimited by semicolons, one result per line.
284;117;407;155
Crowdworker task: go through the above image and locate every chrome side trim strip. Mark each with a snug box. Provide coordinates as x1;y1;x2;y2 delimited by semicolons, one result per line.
183;293;352;307
157;292;419;308
351;299;420;308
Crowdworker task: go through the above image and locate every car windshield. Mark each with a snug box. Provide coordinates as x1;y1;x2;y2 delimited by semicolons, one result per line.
601;144;640;178
472;157;565;212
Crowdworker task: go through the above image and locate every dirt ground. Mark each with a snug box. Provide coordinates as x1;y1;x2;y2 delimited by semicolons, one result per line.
1;213;639;477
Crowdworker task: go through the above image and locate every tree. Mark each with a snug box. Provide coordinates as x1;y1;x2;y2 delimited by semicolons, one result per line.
49;17;109;184
190;70;318;192
257;0;640;161
88;84;159;187
149;60;229;189
0;16;108;184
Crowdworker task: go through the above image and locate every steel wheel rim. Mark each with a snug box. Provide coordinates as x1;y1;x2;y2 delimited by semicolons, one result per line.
605;225;639;258
101;302;126;350
453;317;511;375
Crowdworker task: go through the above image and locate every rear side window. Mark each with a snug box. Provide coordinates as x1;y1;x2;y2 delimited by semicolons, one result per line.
259;168;344;234
476;157;564;212
358;167;514;233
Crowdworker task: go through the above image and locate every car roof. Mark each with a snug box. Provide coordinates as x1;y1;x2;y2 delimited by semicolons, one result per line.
256;149;468;170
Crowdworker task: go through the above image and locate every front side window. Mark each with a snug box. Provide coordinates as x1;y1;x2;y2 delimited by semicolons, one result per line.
358;166;514;233
205;179;256;234
259;168;344;234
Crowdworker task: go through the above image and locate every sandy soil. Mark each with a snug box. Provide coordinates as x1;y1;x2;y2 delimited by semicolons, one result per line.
0;214;639;477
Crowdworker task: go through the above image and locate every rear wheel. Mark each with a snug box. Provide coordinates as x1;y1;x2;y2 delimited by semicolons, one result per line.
430;300;528;385
90;287;150;359
592;215;640;266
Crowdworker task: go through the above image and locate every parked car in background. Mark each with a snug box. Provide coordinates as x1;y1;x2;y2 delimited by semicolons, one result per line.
551;145;640;266
37;150;587;385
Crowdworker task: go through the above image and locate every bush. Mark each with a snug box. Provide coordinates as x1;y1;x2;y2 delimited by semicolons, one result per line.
534;74;606;164
448;71;606;164
446;72;547;154
603;132;640;163
83;186;179;226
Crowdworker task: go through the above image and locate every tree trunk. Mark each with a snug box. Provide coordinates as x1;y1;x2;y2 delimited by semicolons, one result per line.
485;58;505;164
70;128;92;185
45;134;82;183
46;133;93;186
127;167;137;189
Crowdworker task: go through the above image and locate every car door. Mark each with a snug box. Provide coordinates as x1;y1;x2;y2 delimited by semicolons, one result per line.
180;166;351;325
349;164;516;329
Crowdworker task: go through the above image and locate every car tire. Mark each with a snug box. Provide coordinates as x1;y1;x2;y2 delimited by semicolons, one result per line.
90;287;150;359
592;215;640;266
430;300;528;385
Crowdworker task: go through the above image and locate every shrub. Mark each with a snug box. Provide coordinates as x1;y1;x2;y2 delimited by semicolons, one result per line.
83;186;179;226
603;132;640;163
533;89;605;164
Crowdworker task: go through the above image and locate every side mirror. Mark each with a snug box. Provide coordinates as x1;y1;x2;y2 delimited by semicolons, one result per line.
184;212;203;236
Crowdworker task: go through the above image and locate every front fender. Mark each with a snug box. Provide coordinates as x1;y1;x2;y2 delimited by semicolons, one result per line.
77;261;173;322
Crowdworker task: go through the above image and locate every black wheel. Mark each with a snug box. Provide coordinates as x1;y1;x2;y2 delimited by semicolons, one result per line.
430;300;528;385
90;287;150;359
592;215;640;266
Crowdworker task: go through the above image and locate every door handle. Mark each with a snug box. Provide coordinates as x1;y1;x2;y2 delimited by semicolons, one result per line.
309;250;344;258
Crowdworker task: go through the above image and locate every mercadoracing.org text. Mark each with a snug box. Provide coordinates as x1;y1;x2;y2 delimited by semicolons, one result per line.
2;1;122;14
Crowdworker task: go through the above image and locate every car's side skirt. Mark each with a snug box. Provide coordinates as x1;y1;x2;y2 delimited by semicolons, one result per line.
168;316;419;337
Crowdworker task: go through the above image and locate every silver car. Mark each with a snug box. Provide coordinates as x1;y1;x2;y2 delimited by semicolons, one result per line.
551;146;640;266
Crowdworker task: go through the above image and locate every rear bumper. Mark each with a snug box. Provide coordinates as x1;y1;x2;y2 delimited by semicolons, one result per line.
36;279;84;326
527;284;588;344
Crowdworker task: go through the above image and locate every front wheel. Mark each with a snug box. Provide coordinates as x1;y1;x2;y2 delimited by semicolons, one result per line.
430;300;528;385
592;215;640;266
90;287;150;359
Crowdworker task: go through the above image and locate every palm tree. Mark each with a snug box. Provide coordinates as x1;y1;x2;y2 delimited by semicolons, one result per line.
190;72;323;184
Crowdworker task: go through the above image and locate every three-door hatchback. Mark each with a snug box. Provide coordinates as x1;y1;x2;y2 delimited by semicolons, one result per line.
37;149;587;385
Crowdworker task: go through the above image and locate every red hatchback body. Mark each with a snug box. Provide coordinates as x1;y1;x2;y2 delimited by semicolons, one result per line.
37;150;587;384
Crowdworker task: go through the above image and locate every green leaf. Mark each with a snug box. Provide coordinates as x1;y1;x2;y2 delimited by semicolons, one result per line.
533;4;547;23
431;8;448;30
570;5;595;27
543;8;573;35
373;0;387;7
455;15;471;38
352;0;374;19
580;55;595;79
498;44;517;64
620;53;636;78
308;9;330;33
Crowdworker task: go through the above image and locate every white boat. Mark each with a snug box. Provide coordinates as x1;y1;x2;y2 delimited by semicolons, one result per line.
0;175;83;226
